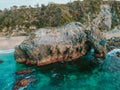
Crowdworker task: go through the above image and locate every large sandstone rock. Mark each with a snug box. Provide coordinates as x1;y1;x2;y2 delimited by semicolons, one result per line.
14;22;106;66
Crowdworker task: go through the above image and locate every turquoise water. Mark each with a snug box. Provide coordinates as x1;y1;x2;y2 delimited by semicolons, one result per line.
0;49;120;90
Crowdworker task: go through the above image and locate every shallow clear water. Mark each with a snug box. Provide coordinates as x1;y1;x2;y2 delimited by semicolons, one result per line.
0;49;120;90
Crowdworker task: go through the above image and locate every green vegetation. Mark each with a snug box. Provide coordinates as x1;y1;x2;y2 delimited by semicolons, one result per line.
0;0;119;36
110;1;120;28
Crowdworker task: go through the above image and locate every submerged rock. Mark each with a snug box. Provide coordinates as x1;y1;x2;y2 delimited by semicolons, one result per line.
13;77;35;90
116;51;120;57
0;60;3;64
15;69;35;75
50;73;64;85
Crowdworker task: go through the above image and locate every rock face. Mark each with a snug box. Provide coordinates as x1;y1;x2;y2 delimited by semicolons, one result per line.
14;22;106;66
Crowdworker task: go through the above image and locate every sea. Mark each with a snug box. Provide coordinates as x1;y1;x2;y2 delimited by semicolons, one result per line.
0;49;120;90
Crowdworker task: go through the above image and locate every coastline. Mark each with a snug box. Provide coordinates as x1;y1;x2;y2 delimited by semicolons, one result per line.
0;30;120;50
0;36;28;50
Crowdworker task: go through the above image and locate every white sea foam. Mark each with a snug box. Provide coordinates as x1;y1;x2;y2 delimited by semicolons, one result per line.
0;49;15;54
107;49;120;56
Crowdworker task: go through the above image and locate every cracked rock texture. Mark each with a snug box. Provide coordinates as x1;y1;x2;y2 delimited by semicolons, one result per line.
14;22;106;66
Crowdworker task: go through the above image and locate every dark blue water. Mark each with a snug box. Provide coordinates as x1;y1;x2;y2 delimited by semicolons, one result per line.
0;49;120;90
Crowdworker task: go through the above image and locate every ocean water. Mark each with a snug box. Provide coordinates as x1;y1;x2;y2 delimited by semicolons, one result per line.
0;49;120;90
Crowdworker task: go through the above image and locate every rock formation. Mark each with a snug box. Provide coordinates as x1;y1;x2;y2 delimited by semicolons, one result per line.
14;5;111;66
14;22;106;66
13;77;35;90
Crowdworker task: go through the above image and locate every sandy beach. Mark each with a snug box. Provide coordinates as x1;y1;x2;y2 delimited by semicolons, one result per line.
0;36;28;50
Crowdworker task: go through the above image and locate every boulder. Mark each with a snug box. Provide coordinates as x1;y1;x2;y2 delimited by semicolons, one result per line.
14;22;106;66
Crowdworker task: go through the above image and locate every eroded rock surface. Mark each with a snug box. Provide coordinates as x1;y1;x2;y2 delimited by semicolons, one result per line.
14;22;106;66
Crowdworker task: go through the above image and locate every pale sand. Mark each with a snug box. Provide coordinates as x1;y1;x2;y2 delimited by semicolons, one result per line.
0;36;28;50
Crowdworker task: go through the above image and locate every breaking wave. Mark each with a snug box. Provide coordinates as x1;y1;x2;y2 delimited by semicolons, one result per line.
0;49;15;54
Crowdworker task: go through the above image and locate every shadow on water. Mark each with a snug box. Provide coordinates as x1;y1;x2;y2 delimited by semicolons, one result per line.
0;49;120;90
